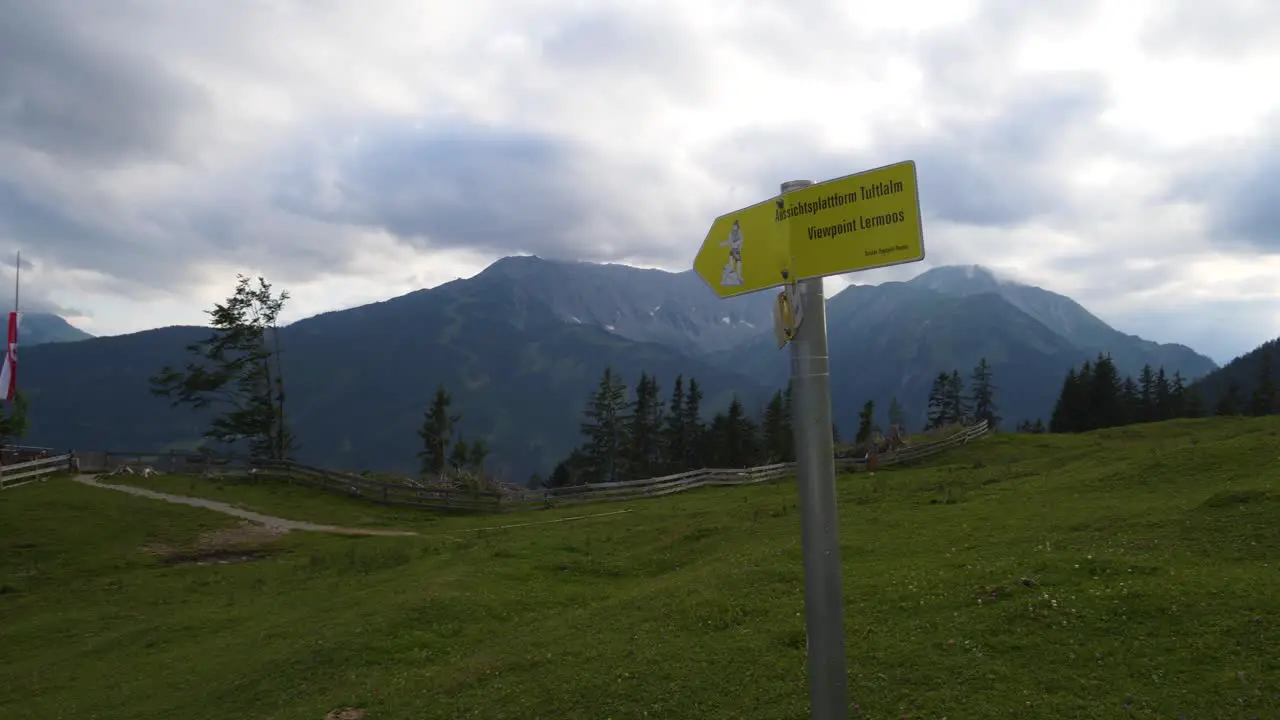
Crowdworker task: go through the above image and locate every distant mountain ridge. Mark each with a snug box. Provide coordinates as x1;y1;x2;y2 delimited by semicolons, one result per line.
906;265;1212;374
23;263;768;477
1187;337;1280;412
709;264;1217;431
479;256;776;354
21;312;93;346
21;257;1219;477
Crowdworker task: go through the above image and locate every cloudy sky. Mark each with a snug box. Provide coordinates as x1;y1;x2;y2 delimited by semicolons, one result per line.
2;0;1278;363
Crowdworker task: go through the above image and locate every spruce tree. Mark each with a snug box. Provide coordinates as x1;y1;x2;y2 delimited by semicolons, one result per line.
1138;364;1157;423
626;373;664;478
1074;361;1096;430
417;384;460;477
448;437;469;470
1050;368;1079;433
1249;350;1276;416
856;400;875;445
469;438;489;473
969;358;999;430
724;396;761;467
681;377;706;470
581;367;630;483
547;448;589;488
781;382;795;461
1169;371;1188;418
1120;376;1140;425
888;396;904;432
1089;354;1124;430
926;372;949;429
1155;366;1172;420
663;375;687;472
1183;385;1206;418
1216;382;1243;416
761;390;788;463
944;370;969;426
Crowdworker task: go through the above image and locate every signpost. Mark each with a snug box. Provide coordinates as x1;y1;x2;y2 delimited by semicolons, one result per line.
693;161;924;720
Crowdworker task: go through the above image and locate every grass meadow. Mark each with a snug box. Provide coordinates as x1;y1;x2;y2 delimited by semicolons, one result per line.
3;417;1278;719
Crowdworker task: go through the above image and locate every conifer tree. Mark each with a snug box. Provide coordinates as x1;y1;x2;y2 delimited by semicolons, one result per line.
1216;382;1243;416
888;395;904;432
969;358;999;430
448;437;470;470
1183;385;1206;418
1169;371;1188;418
581;367;630;483
469;438;489;473
681;377;706;469
1089;354;1124;430
1120;376;1140;424
856;400;876;445
547;448;589;488
1049;367;1080;433
781;382;795;461
1249;350;1276;416
663;375;688;472
1155;366;1172;420
944;370;969;426
705;396;760;467
761;389;790;463
417;384;460;477
626;373;664;478
926;372;949;429
1137;364;1157;423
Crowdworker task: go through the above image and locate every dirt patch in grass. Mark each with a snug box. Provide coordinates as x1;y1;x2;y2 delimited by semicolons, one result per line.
143;523;284;567
325;709;367;720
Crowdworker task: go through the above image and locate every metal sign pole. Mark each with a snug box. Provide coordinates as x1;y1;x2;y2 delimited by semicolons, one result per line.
781;179;850;719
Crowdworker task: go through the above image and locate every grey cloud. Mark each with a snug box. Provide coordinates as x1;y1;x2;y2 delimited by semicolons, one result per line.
270;123;615;261
906;73;1110;227
539;8;710;99
0;177;196;296
1106;300;1279;366
20;295;84;317
1166;122;1280;252
0;0;210;167
0;256;84;316
913;0;1104;101
3;253;34;272
699;72;1111;229
1141;0;1280;59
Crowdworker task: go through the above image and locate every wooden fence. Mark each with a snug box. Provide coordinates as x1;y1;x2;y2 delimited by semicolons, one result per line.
76;450;251;475
249;420;990;513
14;421;988;509
0;453;74;490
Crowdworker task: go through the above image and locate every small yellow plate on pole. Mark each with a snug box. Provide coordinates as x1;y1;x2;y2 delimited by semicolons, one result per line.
773;283;804;349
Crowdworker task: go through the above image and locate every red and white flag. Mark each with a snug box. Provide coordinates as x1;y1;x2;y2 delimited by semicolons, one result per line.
0;312;16;401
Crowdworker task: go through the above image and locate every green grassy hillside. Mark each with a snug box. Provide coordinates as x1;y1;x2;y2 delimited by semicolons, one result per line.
3;418;1279;719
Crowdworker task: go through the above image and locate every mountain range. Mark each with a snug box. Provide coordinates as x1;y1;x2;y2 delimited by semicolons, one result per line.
21;312;94;346
20;258;1219;479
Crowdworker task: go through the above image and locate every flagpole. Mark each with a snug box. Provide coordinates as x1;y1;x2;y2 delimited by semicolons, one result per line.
13;251;18;314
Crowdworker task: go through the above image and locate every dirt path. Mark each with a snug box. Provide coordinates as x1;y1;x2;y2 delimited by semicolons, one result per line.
72;475;416;536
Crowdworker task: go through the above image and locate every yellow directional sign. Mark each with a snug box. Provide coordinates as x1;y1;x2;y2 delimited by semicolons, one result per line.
693;198;791;299
782;160;924;282
695;161;924;298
